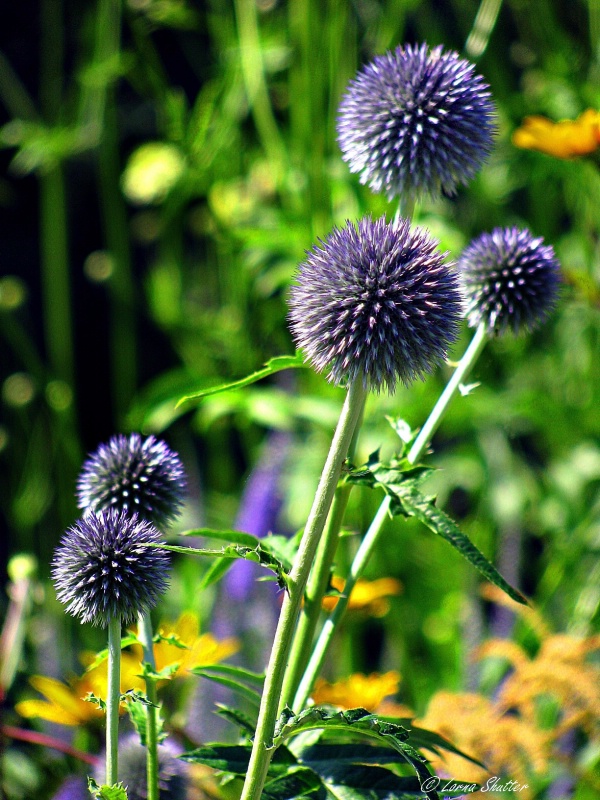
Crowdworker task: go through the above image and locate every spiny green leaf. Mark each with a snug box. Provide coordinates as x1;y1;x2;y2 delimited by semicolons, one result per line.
180;744;296;776
262;767;326;800
152;542;291;591
271;708;439;800
191;663;264;689
214;703;258;736
176;354;306;408
201;556;236;589
378;719;486;768
87;779;128;800
393;487;528;605
83;633;139;672
309;764;430;800
191;669;262;706
180;528;264;547
272;706;410;748
345;453;433;493
84;692;106;712
297;743;414;769
120;688;157;707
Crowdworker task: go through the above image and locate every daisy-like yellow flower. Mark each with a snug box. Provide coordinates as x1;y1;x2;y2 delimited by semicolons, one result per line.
512;109;600;159
15;652;145;726
147;611;240;679
311;671;400;711
321;576;402;617
417;692;551;798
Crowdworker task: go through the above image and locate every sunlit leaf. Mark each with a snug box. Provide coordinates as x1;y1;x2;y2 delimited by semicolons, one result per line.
177;354;306;408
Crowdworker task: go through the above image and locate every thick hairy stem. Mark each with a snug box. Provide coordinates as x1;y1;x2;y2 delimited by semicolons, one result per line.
240;379;368;800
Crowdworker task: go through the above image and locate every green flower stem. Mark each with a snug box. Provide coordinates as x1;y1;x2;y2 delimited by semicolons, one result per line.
138;612;159;800
407;322;487;464
106;617;121;787
293;322;489;711
293;497;391;711
240;378;368;800
465;0;504;60
281;400;365;706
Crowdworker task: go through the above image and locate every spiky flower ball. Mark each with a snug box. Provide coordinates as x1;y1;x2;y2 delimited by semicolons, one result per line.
77;433;186;530
337;43;496;200
288;216;462;393
52;509;170;627
94;735;188;800
458;227;561;334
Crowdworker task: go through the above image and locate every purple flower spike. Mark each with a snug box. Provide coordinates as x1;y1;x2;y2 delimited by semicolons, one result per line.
77;433;186;530
458;227;561;335
337;43;496;200
52;509;170;627
288;216;462;393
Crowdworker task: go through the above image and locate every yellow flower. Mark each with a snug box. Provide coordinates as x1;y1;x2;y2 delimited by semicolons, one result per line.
321;576;402;617
15;652;145;726
512;109;600;159
149;611;240;679
417;692;551;797
311;671;400;712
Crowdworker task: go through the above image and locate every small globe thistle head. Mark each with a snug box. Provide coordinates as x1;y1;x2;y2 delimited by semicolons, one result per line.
288;215;462;393
77;433;186;530
337;43;496;201
52;509;170;627
94;734;188;800
458;227;561;335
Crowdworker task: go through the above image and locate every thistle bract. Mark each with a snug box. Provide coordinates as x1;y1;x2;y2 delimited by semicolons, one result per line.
337;43;496;200
52;509;170;627
288;216;462;393
458;227;561;334
77;433;186;529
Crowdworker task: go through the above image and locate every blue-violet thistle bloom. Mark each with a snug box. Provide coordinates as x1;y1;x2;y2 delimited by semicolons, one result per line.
77;433;186;530
52;509;170;627
337;43;496;200
288;215;462;393
94;734;188;800
458;227;561;334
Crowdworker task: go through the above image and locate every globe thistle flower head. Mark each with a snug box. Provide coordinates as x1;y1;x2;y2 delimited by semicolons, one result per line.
337;43;496;201
94;734;188;800
458;227;561;335
52;509;170;627
288;215;462;393
77;433;186;530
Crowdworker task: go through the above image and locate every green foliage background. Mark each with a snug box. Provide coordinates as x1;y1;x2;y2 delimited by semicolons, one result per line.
0;0;599;797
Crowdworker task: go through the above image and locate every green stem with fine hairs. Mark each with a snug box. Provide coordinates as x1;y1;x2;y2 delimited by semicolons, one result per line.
280;400;365;706
138;612;159;800
293;322;489;711
240;378;368;800
106;617;121;786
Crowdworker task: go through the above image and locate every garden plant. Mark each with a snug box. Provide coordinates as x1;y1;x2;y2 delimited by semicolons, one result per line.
1;2;599;800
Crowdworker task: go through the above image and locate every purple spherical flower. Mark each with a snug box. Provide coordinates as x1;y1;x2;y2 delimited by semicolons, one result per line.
288;215;462;393
77;434;186;530
458;227;561;334
94;735;188;800
337;43;496;200
52;509;170;627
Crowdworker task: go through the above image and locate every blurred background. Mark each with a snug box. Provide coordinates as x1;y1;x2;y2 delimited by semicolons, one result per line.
1;1;599;798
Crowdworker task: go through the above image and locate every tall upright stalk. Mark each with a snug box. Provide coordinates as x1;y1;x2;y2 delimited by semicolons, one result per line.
240;379;368;800
280;402;365;706
293;323;489;711
106;617;121;786
138;612;159;800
